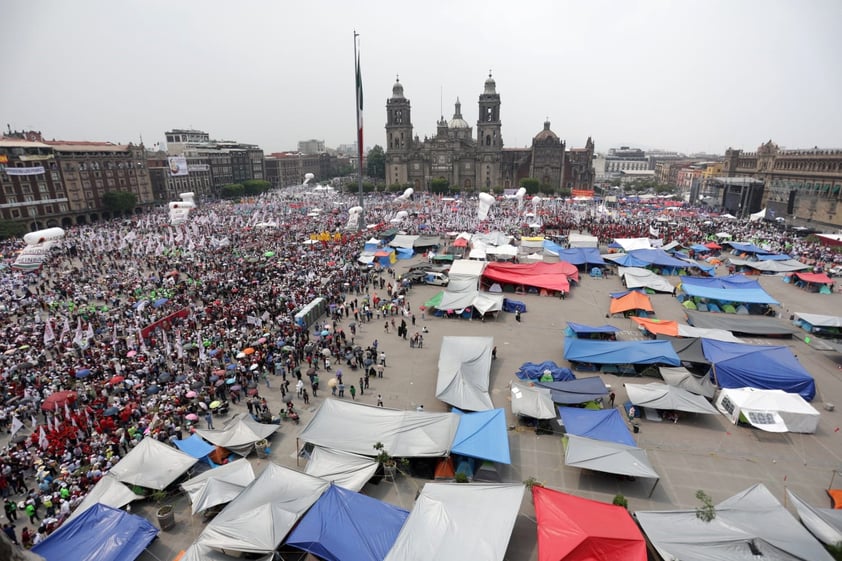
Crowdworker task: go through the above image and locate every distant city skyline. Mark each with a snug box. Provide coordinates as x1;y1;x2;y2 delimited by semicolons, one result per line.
2;1;840;155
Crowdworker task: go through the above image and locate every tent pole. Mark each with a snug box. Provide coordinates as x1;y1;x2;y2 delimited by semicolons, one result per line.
710;364;718;388
648;478;659;498
295;437;300;467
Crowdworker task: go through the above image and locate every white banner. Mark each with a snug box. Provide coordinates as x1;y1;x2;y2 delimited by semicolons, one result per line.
168;156;188;177
6;166;45;176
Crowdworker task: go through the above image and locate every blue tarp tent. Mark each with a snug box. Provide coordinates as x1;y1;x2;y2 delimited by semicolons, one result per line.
395;247;414;260
757;253;792;261
175;434;216;466
285;483;408;561
557;407;636;446
451;408;511;464
32;503;158;561
726;242;775;255
611;249;698;271
680;283;779;305
536;377;610;404
564;339;680;366
566;322;620;337
543;241;606;266
681;274;762;290
516;360;575;382
701;339;816;401
502;298;526;313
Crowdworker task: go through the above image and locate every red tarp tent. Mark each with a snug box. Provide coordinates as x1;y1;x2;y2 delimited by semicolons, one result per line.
482;262;578;293
533;485;647;561
794;272;834;285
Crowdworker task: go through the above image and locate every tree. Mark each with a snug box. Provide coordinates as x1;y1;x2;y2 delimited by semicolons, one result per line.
221;183;244;199
242;179;271;195
695;490;716;522
0;220;26;240
520;177;540;195
430;178;450;194
102;191;137;214
366;145;386;179
387;183;405;193
558;187;572;198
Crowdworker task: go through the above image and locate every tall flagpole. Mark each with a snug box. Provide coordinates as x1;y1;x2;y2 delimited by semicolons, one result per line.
354;31;365;231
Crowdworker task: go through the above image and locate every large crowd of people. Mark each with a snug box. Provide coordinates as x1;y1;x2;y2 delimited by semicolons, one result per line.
0;187;839;547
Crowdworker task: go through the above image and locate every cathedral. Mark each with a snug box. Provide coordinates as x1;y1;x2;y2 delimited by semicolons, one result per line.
384;73;595;192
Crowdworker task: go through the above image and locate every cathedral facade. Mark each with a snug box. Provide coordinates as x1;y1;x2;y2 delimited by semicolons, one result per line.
384;73;595;193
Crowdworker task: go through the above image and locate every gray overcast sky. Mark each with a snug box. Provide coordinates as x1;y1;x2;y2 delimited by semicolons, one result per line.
2;0;841;155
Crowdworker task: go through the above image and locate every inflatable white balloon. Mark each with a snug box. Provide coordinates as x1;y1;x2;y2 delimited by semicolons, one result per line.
515;187;527;209
15;227;65;271
168;192;196;226
395;187;414;202
477;192;495;221
396;210;408;220
303;173;315;186
346;206;363;230
23;227;65;246
531;196;542;213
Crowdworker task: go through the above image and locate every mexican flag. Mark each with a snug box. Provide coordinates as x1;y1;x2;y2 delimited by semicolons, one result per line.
355;48;363;163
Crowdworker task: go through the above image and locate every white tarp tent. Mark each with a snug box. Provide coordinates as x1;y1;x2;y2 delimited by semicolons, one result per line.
436;336;495;411
794;312;842;328
384;483;524;561
66;474;143;521
786;489;842;546
564;434;659;482
715;387;820;433
659;366;716;398
675;325;743;342
298;399;460;457
389;234;419;249
448;259;486;281
614;237;652;251
109;436;197;490
180;458;256;515
625;382;718;415
304;446;378;492
749;208;767;222
729;257;810;273
472;292;504;315
485;244;518;258
180;544;276;561
568;233;599;248
196;463;328;554
618;267;676;293
636;484;834;561
510;380;556;419
194;412;280;456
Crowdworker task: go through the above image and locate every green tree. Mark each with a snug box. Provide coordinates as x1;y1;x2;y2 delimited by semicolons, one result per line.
102;191;137;214
558;187;572;198
0;220;27;240
366;145;386;179
430;178;450;194
520;177;540;195
362;182;377;193
221;183;245;199
387;183;405;193
242;179;271;195
695;490;716;522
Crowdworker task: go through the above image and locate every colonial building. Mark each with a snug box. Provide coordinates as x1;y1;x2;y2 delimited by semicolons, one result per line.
165;129;265;190
264;152;338;189
384;74;595;192
147;152;214;203
724;140;842;226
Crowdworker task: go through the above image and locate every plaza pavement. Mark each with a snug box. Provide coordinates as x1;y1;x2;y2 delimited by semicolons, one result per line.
100;255;842;560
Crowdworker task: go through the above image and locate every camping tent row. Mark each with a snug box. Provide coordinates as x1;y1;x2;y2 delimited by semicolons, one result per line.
678;274;781;310
604;247;715;275
631;316;744;342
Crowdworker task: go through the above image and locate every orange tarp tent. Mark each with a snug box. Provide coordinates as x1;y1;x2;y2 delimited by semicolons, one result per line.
631;317;679;336
609;291;654;315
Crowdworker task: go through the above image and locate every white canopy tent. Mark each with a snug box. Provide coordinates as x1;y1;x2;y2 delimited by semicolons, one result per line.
196;463;329;555
304;446;378;492
384;483;524;561
715;387;820;433
636;484;834;561
618;267;676;293
298;399;460;457
194;412;280;456
436;336;495;411
568;233;599;248
794;312;842;329
485;244;518;258
180;458;256;515
108;436;198;490
510;380;556;420
66;474;143;521
614;237;652;251
786;489;842;547
659;366;716;398
389;234;419;249
625;382;718;415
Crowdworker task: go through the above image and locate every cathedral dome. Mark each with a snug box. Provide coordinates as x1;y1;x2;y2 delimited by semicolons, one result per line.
391;76;404;100
484;72;497;94
534;120;558;141
448;98;470;129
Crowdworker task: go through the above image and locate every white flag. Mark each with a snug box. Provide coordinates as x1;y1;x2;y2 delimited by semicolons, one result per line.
39;427;49;450
649;226;660;237
30;416;37;428
60;317;71;342
73;317;84;348
10;416;24;437
176;331;183;360
162;329;172;356
86;321;95;344
43;319;55;345
197;330;206;363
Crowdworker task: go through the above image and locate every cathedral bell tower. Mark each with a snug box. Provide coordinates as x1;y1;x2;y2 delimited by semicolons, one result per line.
386;76;412;154
477;72;502;151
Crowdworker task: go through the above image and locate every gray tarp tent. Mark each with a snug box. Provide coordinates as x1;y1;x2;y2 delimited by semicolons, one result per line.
729;257;811;273
625;382;718;414
298;399;460;457
109;436;198;490
659;366;716;398
384;483;524;561
510;380;556;420
686;310;796;336
636;483;834;561
180;544;276;561
66;474;143;521
657;335;710;365
564;434;659;494
304;446;378;492
436;336;495;411
196;462;329;554
786;489;842;546
619;267;676;293
194;412;280;456
180;458;255;515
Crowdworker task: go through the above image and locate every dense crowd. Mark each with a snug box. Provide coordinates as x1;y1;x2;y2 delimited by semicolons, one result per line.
0;187;839;547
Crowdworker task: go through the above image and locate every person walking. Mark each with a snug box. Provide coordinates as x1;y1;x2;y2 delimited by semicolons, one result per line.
205;411;214;430
2;523;18;546
377;394;383;407
515;310;521;323
24;501;39;525
349;385;357;400
358;377;365;395
312;374;319;397
302;388;310;406
338;383;345;398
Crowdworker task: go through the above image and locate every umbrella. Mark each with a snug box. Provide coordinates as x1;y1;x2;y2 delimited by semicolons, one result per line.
182;342;198;351
208;349;220;357
230;384;242;391
282;394;293;403
191;381;203;390
146;385;160;395
152;297;169;308
224;377;235;385
108;375;125;385
249;363;258;371
321;349;331;357
158;373;172;383
103;407;119;417
327;378;338;388
185;413;199;421
126;350;137;358
306;368;316;376
198;401;208;410
226;364;237;370
247;388;259;396
209;375;219;383
320;330;329;336
282;346;295;352
75;369;91;379
42;391;77;411
209;400;221;409
236;352;246;359
186;390;197;398
175;375;187;382
257;337;267;344
215;379;225;387
243;347;255;355
264;251;275;257
18;344;30;350
3;349;16;355
212;369;225;376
